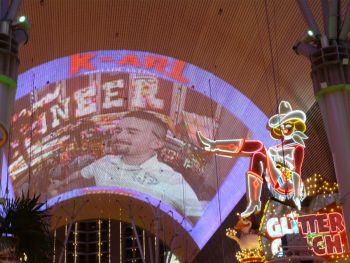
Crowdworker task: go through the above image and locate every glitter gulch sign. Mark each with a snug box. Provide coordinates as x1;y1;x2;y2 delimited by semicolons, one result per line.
265;207;349;258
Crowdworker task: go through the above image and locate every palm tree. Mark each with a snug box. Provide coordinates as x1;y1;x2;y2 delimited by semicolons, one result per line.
0;193;53;263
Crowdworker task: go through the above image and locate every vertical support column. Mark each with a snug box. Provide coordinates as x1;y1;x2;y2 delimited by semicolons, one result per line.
317;89;350;242
310;46;350;245
0;21;19;196
295;0;350;246
0;2;29;198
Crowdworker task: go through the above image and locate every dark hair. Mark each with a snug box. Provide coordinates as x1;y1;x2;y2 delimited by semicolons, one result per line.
123;111;168;140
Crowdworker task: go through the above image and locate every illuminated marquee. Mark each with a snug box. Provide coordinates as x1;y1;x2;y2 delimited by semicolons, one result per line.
266;212;299;255
298;212;345;256
262;200;349;260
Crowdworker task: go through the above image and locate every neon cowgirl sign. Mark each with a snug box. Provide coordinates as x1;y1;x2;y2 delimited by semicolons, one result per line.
197;101;307;218
265;210;348;258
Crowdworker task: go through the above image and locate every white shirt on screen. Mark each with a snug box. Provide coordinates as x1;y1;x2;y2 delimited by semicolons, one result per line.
81;155;205;217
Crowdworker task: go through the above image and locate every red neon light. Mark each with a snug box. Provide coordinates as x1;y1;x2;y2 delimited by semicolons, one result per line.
69;53;96;75
298;212;345;235
325;234;343;255
69;53;190;84
265;210;349;258
329;212;345;233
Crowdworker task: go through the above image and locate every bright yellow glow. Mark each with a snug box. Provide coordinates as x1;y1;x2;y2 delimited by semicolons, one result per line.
236;248;265;262
53;230;56;263
305;174;338;196
64;223;67;263
98;220;101;263
74;222;78;263
109;219;111;263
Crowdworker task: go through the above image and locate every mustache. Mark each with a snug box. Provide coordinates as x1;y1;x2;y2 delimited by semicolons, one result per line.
114;139;132;146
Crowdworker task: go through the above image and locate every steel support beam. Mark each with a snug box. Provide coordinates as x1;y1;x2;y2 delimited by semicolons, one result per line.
5;0;21;20
57;221;73;263
321;0;329;37
131;218;146;263
296;0;321;36
328;0;340;40
339;3;350;40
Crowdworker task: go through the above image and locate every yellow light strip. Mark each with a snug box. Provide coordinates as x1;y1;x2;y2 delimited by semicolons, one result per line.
74;222;78;263
143;230;146;261
98;220;101;263
120;221;122;263
53;229;56;263
109;219;111;263
64;224;67;263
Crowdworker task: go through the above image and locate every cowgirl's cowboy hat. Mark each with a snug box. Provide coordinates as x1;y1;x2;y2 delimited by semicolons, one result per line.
268;101;306;129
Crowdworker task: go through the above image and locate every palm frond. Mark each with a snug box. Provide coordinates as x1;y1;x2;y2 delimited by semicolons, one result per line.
0;192;53;263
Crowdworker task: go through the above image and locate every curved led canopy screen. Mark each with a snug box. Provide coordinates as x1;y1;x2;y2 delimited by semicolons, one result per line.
8;50;274;249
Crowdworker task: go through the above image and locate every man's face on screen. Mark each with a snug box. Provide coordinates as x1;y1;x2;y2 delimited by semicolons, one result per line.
113;117;160;157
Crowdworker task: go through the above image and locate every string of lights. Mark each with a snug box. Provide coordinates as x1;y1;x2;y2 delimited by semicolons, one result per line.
53;229;56;263
120;221;122;263
98;219;102;263
109;219;111;263
305;173;338;196
64;224;67;263
74;222;78;263
143;230;146;261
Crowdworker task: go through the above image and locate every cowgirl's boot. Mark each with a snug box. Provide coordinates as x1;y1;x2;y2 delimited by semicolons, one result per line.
196;131;243;156
240;171;263;218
